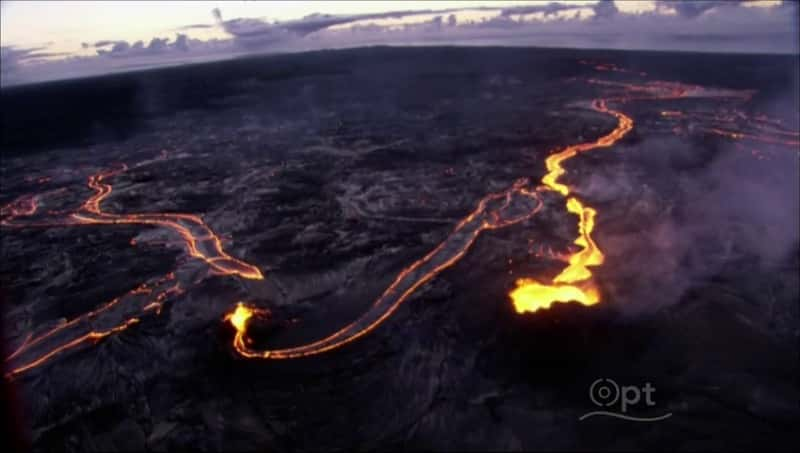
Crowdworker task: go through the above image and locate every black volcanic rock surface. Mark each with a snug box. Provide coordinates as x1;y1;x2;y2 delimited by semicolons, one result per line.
1;46;798;451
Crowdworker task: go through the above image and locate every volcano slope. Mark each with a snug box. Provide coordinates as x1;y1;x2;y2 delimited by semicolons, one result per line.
1;46;798;451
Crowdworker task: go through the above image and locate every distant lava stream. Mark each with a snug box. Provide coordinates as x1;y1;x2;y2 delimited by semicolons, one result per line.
2;161;262;378
74;165;263;280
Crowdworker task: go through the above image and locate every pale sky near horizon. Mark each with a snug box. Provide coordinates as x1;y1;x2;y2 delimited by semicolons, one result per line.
1;0;791;87
2;1;660;54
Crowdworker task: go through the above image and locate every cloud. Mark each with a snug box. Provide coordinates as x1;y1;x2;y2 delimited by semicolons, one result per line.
176;24;214;31
93;35;193;58
210;6;512;47
111;41;130;53
174;34;190;52
499;2;581;17
0;45;72;86
94;40;121;48
668;1;728;18
1;46;68;72
593;0;619;19
312;0;796;56
147;37;170;53
207;1;796;54
207;2;617;47
2;1;797;87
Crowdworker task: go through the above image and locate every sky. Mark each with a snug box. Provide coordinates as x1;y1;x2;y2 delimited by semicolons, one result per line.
1;0;796;87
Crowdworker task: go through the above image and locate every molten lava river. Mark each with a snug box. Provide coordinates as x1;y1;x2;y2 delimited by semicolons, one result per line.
3;73;798;376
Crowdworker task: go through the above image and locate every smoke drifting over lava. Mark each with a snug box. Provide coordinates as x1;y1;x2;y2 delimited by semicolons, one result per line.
586;131;799;316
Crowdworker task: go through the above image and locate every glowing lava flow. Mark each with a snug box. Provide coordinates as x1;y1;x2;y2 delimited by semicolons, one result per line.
701;127;800;147
2;164;263;281
6;274;182;377
3;162;262;378
658;108;800;148
225;78;726;358
0;194;37;222
510;99;633;314
72;165;263;279
227;179;542;359
508;77;789;313
7;73;793;370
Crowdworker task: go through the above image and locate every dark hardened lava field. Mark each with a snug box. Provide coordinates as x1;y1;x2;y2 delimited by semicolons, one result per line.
1;46;798;451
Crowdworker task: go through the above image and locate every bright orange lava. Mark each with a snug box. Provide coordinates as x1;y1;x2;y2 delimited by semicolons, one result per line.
226;75;798;358
510;75;800;313
227;303;256;332
510;99;633;314
227;179;542;359
6;70;799;371
3;160;261;378
75;165;263;280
